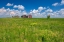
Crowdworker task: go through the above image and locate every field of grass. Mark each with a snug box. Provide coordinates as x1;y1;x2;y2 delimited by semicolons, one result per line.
0;18;64;42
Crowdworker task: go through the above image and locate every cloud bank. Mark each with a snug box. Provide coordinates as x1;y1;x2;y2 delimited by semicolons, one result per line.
0;0;64;18
52;0;64;6
6;3;13;6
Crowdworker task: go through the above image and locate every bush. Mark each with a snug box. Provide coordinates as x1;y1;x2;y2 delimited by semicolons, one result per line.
47;15;50;19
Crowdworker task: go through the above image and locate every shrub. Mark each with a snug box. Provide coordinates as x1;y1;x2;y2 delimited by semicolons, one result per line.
47;15;50;19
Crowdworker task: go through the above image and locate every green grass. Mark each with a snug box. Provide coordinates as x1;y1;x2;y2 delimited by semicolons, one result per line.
0;18;64;42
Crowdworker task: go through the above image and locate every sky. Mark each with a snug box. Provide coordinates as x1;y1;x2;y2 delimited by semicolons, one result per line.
0;0;64;18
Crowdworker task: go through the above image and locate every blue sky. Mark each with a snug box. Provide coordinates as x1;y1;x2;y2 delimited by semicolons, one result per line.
0;0;64;18
0;0;62;10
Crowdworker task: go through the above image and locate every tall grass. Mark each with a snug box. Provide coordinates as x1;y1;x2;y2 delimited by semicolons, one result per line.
0;18;64;42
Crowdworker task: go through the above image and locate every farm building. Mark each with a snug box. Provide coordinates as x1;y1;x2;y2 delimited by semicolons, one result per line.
21;14;32;18
21;15;28;18
28;14;32;18
12;15;19;18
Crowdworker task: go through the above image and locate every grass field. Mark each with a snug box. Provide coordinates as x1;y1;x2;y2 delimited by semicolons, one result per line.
0;18;64;42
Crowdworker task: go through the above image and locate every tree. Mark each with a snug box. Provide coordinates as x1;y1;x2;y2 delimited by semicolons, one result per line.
47;14;50;19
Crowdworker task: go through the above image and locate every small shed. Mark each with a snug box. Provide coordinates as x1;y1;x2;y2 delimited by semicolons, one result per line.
21;14;32;18
28;14;32;18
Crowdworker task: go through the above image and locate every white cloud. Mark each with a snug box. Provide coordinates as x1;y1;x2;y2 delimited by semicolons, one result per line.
0;7;6;13
45;8;53;13
0;6;64;18
52;0;64;6
6;3;13;6
29;7;60;18
59;9;64;15
32;9;39;14
61;0;64;5
52;3;59;6
38;7;46;11
0;7;11;17
10;11;15;15
22;11;27;15
30;7;46;15
29;9;43;18
30;9;39;14
0;7;24;17
13;5;18;8
48;8;64;18
29;10;33;14
13;5;24;10
29;7;64;18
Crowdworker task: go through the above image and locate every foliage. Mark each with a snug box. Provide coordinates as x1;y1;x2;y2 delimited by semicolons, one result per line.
47;15;50;19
